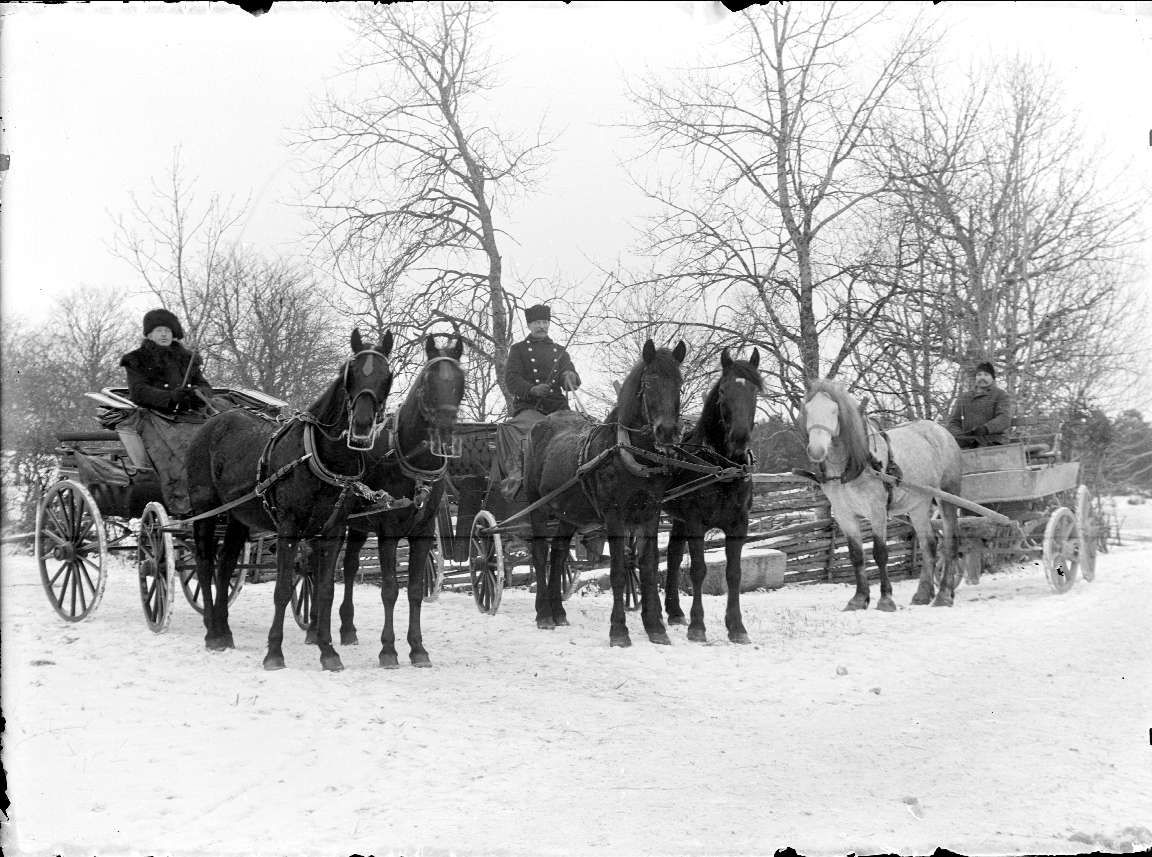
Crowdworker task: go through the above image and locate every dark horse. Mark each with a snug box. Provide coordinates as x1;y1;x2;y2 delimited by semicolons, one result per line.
663;347;762;644
186;329;394;670
330;334;466;668
523;339;687;647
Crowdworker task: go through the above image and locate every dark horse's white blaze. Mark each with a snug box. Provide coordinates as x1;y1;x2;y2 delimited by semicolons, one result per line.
803;379;963;610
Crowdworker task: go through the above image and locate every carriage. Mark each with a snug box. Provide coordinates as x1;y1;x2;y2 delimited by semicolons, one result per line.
34;386;288;631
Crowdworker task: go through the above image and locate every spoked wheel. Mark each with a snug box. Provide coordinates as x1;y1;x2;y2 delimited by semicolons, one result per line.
622;537;641;612
179;539;247;615
423;515;445;603
35;479;108;622
291;551;315;632
560;554;581;601
1076;486;1098;582
469;511;504;615
1042;507;1081;594
137;503;176;633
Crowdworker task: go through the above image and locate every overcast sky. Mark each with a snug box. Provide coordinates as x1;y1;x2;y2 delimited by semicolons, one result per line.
2;1;1150;394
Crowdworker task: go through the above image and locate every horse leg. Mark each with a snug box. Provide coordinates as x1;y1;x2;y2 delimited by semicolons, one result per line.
530;509;554;630
264;535;300;670
192;516;219;647
838;514;870;611
637;519;670;645
723;527;751;643
924;504;957;607
406;533;432;667
340;528;368;645
210;518;247;648
870;511;897;613
548;521;577;627
606;520;631;647
311;529;344;671
685;523;708;643
910;506;938;605
664;519;687;625
378;533;401;668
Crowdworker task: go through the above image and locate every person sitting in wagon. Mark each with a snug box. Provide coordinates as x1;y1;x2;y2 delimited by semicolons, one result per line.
946;361;1013;449
118;308;215;514
496;303;583;500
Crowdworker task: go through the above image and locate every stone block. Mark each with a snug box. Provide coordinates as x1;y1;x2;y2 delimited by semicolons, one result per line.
699;548;786;595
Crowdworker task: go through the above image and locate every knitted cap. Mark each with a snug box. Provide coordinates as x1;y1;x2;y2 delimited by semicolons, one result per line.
974;361;995;379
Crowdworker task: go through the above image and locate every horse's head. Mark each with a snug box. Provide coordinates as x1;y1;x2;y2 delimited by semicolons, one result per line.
803;388;840;464
803;379;873;474
618;339;687;451
712;347;762;461
412;334;466;457
345;328;395;450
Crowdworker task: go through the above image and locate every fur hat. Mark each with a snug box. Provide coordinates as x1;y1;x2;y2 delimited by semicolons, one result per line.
974;361;996;379
143;308;184;339
524;304;551;324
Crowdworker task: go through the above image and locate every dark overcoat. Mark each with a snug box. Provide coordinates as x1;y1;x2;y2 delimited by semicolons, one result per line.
946;385;1013;445
119;339;212;413
503;336;580;416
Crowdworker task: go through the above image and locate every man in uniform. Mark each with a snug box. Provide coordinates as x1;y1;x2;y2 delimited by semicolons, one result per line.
496;303;582;500
946;361;1013;449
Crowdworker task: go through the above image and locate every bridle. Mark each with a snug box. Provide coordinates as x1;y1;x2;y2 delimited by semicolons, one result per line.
633;367;681;447
308;348;392;449
410;355;464;459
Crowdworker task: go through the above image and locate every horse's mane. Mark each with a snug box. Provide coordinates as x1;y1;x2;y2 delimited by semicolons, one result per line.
806;378;872;479
307;372;348;426
609;348;684;427
696;360;763;448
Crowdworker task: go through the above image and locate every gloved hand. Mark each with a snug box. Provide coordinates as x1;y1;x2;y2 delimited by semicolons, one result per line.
973;425;988;437
171;387;197;410
529;383;551;398
561;371;580;392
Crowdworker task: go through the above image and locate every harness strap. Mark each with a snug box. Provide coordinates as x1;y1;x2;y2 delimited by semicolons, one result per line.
303;421;365;486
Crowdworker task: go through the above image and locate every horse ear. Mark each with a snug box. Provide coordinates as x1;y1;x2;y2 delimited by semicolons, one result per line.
380;330;394;357
642;339;656;363
450;337;464;361
425;335;439;360
721;348;733;370
749;348;760;369
673;341;687;363
351;328;364;353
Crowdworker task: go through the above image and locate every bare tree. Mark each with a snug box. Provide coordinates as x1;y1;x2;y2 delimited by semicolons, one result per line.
879;57;1146;417
299;2;551;415
629;3;933;411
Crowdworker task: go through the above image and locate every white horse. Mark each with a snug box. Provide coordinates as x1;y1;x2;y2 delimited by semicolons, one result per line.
802;379;963;610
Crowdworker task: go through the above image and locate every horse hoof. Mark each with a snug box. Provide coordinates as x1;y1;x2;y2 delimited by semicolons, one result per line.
687;628;707;643
206;635;234;651
411;655;432;668
552;615;569;627
263;655;286;671
667;614;687;626
931;596;954;608
910;592;933;606
876;598;898;613
340;631;358;646
728;631;751;645
843;599;869;612
305;631;318;645
610;634;632;648
537;617;555;630
321;655;345;672
648;631;672;646
378;652;399;669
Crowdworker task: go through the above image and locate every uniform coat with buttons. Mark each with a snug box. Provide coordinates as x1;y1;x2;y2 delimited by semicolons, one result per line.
119;339;212;414
504;335;580;416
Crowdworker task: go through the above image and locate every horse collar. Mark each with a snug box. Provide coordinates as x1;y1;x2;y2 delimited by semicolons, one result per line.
303;420;365;486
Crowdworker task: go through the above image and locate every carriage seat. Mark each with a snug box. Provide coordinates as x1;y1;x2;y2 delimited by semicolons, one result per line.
1010;414;1063;464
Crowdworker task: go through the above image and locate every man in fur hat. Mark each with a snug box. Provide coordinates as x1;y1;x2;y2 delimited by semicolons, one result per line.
118;309;215;514
119;308;213;414
947;361;1013;448
496;303;583;500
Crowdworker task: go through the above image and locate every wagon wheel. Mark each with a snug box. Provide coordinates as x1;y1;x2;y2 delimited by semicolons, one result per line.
1042;507;1081;594
1076;486;1098;582
422;513;446;602
291;551;315;631
137;502;176;633
468;510;504;615
179;538;247;615
35;479;108;622
622;537;641;612
560;554;581;601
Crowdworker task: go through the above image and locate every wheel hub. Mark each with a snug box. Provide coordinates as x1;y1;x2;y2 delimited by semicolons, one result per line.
52;543;77;562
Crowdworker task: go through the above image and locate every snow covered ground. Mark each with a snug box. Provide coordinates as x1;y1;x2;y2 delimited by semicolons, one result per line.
3;501;1151;857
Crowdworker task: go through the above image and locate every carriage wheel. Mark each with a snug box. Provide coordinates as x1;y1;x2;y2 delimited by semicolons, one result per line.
291;554;315;631
1076;486;1098;582
560;555;581;601
1042;507;1081;594
137;503;176;633
468;511;504;615
35;479;108;622
423;513;446;602
179;538;247;615
622;538;641;612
